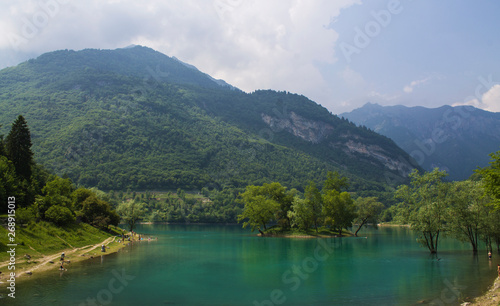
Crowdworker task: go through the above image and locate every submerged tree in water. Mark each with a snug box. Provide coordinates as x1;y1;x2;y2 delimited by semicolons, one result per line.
353;197;384;237
395;168;449;254
447;180;489;253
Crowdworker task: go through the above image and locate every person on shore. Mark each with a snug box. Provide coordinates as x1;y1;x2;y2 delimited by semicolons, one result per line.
498;264;500;277
61;252;65;261
101;245;106;252
60;263;64;271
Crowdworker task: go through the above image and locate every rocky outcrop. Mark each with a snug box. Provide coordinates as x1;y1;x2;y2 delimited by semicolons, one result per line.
342;140;413;176
261;111;334;144
261;111;414;177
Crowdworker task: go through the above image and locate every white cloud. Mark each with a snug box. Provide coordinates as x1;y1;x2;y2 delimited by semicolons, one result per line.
452;84;500;112
403;77;431;93
482;84;500;112
0;0;360;108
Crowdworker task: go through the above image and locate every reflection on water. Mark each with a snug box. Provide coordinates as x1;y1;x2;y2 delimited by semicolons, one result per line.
2;225;497;305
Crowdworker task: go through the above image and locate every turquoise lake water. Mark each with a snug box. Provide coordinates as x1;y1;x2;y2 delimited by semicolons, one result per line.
2;225;498;305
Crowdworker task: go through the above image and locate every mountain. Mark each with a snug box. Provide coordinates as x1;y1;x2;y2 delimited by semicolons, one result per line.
342;103;500;180
0;46;417;192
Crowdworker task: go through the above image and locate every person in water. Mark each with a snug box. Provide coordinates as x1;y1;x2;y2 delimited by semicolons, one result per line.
488;251;492;259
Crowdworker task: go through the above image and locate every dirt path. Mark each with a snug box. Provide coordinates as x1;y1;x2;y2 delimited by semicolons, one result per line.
0;236;117;278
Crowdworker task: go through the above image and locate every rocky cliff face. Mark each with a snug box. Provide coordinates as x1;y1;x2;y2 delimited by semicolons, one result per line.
261;111;334;144
261;111;415;177
341;139;413;175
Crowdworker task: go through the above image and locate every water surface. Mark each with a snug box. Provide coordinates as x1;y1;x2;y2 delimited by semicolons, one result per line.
3;225;498;305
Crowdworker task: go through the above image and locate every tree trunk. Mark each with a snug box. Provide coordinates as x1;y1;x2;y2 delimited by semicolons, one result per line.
354;218;368;237
258;228;265;236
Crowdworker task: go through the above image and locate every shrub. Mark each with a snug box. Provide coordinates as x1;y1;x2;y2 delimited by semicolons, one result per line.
44;205;75;226
16;206;36;224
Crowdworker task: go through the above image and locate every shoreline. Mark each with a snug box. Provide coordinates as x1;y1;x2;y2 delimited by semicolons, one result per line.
0;231;146;286
468;276;500;305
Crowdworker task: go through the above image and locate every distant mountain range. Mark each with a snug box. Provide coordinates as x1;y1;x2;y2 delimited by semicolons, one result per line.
0;46;417;192
342;103;500;180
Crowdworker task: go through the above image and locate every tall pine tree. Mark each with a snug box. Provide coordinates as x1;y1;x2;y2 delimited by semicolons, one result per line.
5;115;34;182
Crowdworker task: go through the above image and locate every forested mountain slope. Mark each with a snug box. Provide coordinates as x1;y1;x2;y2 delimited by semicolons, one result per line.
0;46;417;191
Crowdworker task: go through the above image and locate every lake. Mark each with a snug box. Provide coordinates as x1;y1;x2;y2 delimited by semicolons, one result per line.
3;225;498;305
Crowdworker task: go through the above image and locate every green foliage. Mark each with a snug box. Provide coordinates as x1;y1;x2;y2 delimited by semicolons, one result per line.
16;206;36;224
323;171;349;193
42;176;74;209
116;200;147;231
476;150;500;209
395;168;449;253
238;172;356;235
238;185;281;232
0;156;22;213
353;197;384;236
71;187;95;210
290;197;313;231
45;205;76;226
322;190;356;235
447;180;489;252
5;115;33;182
80;195;120;229
304;181;322;231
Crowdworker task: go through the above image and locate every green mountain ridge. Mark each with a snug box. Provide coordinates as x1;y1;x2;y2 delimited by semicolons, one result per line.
0;46;417;192
342;102;500;180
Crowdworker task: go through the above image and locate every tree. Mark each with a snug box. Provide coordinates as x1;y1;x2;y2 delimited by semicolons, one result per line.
80;195;120;229
482;208;500;253
322;189;356;236
237;183;296;233
238;185;278;234
117;200;147;231
45;205;75;226
353;197;384;237
304;181;323;232
395;168;449;254
43;177;74;203
322;171;349;194
0;156;23;214
447;180;489;253
262;182;295;230
476;150;500;209
290;197;313;231
71;187;95;211
5;115;34;182
320;171;355;236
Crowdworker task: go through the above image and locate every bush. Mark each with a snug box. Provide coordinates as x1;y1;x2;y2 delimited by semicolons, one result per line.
16;206;36;224
45;205;75;226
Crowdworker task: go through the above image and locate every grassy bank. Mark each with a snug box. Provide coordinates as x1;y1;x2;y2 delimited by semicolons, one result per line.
260;226;354;238
0;221;128;280
0;221;123;261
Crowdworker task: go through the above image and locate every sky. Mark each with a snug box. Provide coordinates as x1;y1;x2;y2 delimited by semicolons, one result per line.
1;0;500;114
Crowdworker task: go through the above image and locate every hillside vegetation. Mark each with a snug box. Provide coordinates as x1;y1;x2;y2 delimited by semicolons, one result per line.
0;46;416;194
